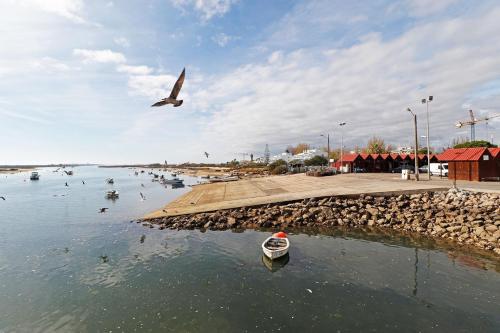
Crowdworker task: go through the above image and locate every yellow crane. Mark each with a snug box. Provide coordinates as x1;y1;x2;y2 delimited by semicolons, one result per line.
455;110;500;141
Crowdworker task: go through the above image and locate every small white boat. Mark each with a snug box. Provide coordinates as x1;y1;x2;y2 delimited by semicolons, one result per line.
208;176;239;183
106;190;119;199
262;232;290;260
30;171;40;180
164;177;184;185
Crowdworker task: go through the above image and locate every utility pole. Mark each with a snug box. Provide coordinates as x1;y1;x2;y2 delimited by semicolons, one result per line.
339;122;346;173
421;96;433;180
320;133;330;167
407;108;419;181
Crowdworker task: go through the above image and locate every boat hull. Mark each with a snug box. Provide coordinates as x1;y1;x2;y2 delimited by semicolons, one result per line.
262;237;290;260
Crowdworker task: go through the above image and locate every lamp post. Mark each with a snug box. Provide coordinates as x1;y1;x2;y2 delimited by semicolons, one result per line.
421;96;433;180
407;108;419;181
339;122;346;173
320;134;330;167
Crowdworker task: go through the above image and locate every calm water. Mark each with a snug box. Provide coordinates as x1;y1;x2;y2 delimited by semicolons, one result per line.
0;167;499;332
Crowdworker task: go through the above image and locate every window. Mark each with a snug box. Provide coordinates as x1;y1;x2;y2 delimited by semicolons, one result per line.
483;155;489;161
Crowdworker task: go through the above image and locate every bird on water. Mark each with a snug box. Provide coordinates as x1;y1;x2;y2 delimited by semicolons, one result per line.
151;68;185;107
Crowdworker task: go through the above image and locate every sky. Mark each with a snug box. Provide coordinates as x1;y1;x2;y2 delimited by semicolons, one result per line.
1;0;500;164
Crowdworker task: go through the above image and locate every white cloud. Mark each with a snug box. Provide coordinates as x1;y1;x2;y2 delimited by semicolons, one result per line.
30;57;71;72
211;32;238;47
191;7;500;158
28;0;90;24
114;37;130;48
116;65;153;75
127;74;179;100
73;49;126;64
171;0;237;21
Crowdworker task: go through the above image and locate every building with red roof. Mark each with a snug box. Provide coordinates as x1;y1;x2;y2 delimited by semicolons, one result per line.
437;148;499;181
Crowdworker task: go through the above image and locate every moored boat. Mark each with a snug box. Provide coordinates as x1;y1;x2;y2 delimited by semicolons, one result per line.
164;176;184;185
262;232;290;260
30;171;40;180
105;190;119;199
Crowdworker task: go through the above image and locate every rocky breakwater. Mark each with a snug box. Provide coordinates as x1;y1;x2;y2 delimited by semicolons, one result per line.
143;189;500;254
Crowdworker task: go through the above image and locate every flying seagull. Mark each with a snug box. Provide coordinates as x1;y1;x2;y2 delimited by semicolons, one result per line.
151;68;185;108
204;152;209;158
98;208;109;213
0;196;5;201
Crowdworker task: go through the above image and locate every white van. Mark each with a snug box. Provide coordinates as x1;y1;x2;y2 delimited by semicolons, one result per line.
429;163;448;176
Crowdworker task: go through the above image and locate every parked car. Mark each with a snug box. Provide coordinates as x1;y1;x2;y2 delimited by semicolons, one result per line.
429;163;448;176
419;165;429;173
391;165;415;173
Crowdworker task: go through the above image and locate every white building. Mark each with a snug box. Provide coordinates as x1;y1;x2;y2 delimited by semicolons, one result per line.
269;149;326;163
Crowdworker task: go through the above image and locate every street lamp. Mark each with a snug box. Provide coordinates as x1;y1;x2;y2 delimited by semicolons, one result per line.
407;108;419;181
339;122;346;173
320;133;330;167
421;96;433;180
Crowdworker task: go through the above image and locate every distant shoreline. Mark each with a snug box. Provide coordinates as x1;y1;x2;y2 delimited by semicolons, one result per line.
0;167;34;174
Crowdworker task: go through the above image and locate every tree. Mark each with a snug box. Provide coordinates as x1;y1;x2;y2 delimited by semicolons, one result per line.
453;140;497;148
286;143;310;155
304;155;328;166
417;147;433;154
366;136;389;154
322;147;340;161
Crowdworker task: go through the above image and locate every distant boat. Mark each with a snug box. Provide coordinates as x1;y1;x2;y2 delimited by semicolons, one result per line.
209;176;238;183
106;178;114;184
105;190;119;199
171;173;177;177
262;232;290;260
164;177;184;185
30;171;40;180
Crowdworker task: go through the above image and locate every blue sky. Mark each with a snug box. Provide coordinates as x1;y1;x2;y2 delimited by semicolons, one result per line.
1;0;499;164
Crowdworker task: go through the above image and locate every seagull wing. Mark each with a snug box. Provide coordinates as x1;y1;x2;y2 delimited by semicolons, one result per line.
151;100;168;107
169;68;185;99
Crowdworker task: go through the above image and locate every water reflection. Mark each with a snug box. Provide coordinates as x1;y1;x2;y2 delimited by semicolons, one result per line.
261;253;290;273
1;167;500;332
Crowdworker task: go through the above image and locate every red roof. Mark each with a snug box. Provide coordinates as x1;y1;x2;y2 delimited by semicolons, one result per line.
359;153;372;160
380;153;391;160
437;148;491;161
390;153;402;160
370;153;380;159
489;148;500;158
341;154;359;162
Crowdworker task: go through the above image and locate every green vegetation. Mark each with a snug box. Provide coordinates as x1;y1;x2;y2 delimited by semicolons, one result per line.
417;148;433;154
453;140;497;148
267;159;288;174
270;165;288;175
304;155;328;166
364;136;393;154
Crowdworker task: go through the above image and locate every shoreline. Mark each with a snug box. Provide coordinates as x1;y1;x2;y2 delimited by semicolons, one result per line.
142;189;500;255
0;167;35;174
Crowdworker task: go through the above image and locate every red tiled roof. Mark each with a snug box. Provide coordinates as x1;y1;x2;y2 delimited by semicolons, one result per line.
380;153;391;160
370;153;380;159
390;153;402;160
341;154;359;162
437;148;490;161
359;153;372;160
489;148;500;158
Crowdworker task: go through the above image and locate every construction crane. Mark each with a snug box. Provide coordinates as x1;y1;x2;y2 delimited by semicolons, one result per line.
455;110;500;141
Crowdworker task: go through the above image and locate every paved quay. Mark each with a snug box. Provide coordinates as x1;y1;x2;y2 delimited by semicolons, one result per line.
144;173;500;219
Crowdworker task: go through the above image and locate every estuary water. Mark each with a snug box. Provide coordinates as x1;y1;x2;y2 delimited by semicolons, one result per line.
0;166;499;332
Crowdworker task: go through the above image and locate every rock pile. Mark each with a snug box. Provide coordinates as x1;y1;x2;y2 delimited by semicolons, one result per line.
143;189;500;254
